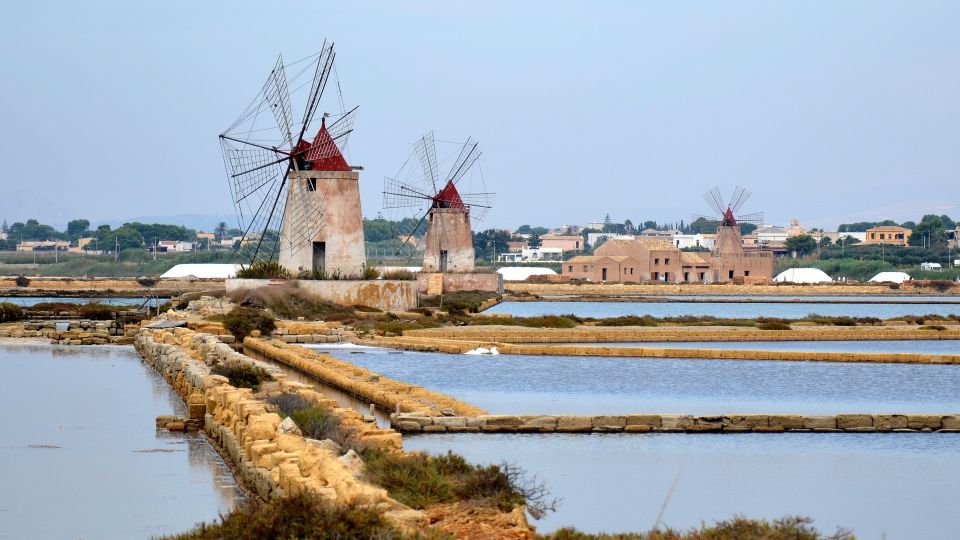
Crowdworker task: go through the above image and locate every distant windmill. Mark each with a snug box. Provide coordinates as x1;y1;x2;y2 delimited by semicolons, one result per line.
693;186;764;255
218;42;366;275
383;132;493;272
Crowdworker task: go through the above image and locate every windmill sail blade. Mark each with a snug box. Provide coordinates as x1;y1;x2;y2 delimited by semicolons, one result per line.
729;186;751;213
220;139;285;207
445;138;480;186
736;212;764;226
383;177;432;209
415;132;440;193
460;191;494;223
703;187;725;216
262;55;294;147
299;42;335;140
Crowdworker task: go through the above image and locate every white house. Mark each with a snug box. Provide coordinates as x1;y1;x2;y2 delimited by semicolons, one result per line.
755;226;789;245
671;233;715;250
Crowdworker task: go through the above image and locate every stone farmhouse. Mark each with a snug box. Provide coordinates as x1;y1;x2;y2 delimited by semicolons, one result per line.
563;225;773;283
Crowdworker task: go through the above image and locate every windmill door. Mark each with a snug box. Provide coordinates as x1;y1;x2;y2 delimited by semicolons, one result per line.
440;250;449;273
313;242;326;272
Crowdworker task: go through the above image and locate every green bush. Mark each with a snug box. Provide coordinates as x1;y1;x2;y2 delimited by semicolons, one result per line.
210;363;273;390
420;291;500;314
290;406;341;441
361;449;555;518
229;285;356;321
0;302;24;323
381;269;415;280
236;260;290;279
220;307;276;341
920;325;947;331
160;493;418;540
545;515;853;539
758;321;792;330
596;315;658;327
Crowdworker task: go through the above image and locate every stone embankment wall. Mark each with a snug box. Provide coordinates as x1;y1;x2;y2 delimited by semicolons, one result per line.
243;338;485;417
226;278;418;312
369;335;960;365
0;277;218;295
405;325;960;343
415;272;503;295
507;282;959;297
185;320;347;345
135;328;421;528
0;320;139;344
393;412;960;434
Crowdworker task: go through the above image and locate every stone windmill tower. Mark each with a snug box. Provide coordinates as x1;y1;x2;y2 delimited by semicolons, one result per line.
383;132;493;272
218;42;366;276
695;186;764;255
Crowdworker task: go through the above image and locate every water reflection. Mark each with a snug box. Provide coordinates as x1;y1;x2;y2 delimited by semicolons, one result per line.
406;432;960;539
317;347;960;415
486;300;960;319
574;340;960;354
0;343;246;539
0;296;162;307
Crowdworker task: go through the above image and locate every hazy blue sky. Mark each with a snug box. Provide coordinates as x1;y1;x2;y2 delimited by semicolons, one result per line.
2;1;958;231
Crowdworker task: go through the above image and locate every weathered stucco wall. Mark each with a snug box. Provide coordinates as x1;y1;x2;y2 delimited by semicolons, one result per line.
225;278;418;311
507;282;960;297
415;272;502;295
279;170;367;276
421;208;475;273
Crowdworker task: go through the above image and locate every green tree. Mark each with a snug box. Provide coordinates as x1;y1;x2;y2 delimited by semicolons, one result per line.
642;220;658;231
1;219;8;234
7;219;63;241
910;215;949;248
472;229;511;259
527;231;542;249
215;221;228;242
514;225;533;234
819;236;833;248
739;223;758;235
785;234;817;256
66;219;90;241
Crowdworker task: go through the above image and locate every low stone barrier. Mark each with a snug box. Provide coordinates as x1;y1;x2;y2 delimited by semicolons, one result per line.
226;278;418;312
506;282;959;297
243;337;486;417
405;325;960;343
135;327;422;529
186;320;346;344
393;412;960;434
369;335;960;365
0;320;139;344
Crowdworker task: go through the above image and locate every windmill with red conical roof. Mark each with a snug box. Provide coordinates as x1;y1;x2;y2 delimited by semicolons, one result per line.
383;132;493;272
219;42;367;275
692;186;765;256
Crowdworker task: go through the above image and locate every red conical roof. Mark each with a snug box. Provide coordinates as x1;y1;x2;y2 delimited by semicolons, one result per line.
292;117;351;172
433;180;465;210
721;207;738;227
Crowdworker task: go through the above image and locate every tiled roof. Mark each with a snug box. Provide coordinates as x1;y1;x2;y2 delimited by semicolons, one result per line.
680;252;708;265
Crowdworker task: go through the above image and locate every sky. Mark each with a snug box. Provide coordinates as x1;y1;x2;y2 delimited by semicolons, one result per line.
1;1;958;232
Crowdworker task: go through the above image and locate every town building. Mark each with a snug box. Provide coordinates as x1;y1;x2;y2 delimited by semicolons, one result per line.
540;234;584;252
157;240;194;253
563;223;773;283
16;240;69;252
862;225;911;246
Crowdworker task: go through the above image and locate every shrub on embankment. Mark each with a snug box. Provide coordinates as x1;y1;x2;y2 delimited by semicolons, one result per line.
229;284;357;321
544;515;853;540
160;493;424;540
27;302;124;320
0;302;24;323
210;363;273;391
216;306;276;341
361;448;557;519
263;393;342;442
419;290;500;314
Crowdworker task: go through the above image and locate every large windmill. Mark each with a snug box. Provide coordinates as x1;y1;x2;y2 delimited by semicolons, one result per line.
693;186;764;256
219;42;366;275
383;132;493;272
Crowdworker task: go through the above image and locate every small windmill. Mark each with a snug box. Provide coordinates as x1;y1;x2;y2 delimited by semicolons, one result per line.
693;186;764;255
383;132;493;272
219;41;365;274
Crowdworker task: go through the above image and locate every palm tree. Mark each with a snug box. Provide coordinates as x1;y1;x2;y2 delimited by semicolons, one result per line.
215;221;228;242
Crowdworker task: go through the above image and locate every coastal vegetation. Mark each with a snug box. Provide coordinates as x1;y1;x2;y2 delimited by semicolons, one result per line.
209;363;273;391
0;302;23;322
217;306;276;341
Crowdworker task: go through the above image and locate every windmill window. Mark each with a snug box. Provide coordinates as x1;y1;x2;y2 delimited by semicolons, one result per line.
307;179;317;191
745;271;750;277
